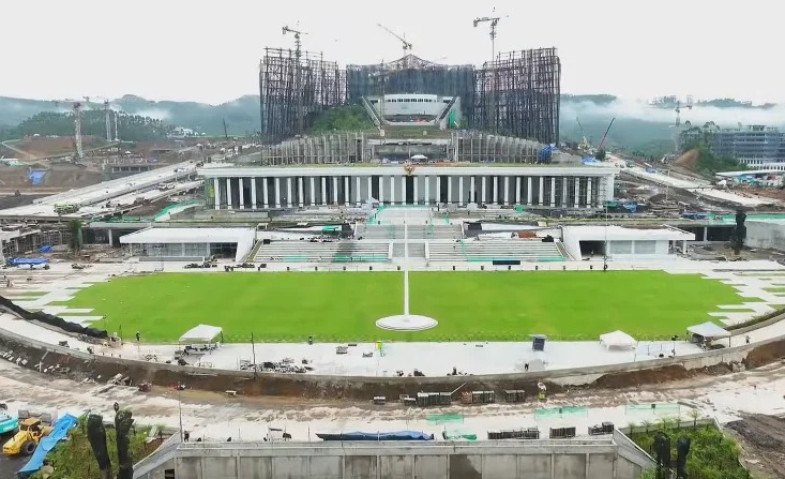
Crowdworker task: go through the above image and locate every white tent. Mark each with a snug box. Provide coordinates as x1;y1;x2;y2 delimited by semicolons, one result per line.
687;322;730;340
599;330;637;350
179;324;223;343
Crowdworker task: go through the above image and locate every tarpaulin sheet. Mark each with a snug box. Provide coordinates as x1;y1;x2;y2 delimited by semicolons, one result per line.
316;431;433;441
8;257;48;266
17;414;78;477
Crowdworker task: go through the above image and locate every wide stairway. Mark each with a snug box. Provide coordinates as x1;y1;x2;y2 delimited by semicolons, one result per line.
253;240;390;263
429;240;566;263
392;242;426;259
358;224;463;240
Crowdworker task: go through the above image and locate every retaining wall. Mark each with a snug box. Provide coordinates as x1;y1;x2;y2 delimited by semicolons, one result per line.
1;321;785;401
133;438;647;479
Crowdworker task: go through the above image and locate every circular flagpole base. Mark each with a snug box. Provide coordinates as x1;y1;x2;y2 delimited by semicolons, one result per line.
375;314;438;332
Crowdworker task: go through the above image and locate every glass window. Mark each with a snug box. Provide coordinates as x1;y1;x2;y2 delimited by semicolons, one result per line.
634;241;656;254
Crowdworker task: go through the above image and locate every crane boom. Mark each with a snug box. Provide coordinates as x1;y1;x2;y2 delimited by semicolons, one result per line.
597;117;616;151
377;23;412;57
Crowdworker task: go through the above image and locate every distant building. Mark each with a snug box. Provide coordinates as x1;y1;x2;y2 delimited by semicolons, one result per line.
681;125;785;171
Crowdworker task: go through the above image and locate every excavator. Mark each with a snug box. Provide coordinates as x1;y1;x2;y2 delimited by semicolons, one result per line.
2;417;53;456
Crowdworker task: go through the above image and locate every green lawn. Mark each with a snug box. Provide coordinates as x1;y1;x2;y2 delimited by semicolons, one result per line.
61;271;746;342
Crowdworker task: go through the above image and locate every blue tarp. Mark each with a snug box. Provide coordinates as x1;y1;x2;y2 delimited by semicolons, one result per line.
27;170;47;186
8;257;48;266
17;414;78;478
38;245;52;253
316;431;433;441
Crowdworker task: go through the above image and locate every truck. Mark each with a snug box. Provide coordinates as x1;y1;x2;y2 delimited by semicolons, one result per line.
2;417;53;456
54;203;79;215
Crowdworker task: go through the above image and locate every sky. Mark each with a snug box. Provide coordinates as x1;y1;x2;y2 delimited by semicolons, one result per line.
2;0;782;105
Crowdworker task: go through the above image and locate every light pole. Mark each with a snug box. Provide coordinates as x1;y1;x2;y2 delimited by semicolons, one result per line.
603;202;608;272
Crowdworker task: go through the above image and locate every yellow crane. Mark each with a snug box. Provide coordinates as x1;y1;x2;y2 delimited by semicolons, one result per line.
377;23;413;59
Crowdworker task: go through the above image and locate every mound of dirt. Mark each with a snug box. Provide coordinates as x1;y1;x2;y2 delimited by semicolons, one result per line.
673;148;700;170
16;135;103;159
0;164;102;189
726;415;785;478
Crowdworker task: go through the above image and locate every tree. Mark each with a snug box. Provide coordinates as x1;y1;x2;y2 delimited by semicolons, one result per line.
730;209;747;255
68;219;83;254
594;149;607;161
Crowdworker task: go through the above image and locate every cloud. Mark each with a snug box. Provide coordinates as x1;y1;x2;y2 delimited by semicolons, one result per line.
563;98;785;128
128;108;170;121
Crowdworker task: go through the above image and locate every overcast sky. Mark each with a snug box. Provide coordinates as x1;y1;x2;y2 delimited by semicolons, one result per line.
3;0;780;105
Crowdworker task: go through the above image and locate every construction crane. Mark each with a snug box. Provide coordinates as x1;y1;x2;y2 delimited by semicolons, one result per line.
51;98;90;160
282;25;306;133
377;23;413;59
576;117;592;152
597;117;616;152
282;25;305;59
473;11;507;62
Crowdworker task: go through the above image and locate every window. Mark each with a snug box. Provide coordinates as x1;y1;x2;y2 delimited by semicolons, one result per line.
610;241;632;254
634;241;656;254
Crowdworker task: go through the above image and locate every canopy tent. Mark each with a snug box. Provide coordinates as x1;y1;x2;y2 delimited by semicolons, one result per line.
599;330;637;350
179;324;223;343
687;322;730;339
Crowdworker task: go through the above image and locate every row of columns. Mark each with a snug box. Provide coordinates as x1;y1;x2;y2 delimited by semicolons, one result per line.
212;175;603;210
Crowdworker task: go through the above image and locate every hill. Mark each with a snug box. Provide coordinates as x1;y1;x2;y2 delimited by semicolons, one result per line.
1;94;783;156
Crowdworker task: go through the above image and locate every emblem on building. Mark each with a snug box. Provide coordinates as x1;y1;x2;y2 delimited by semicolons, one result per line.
404;163;415;176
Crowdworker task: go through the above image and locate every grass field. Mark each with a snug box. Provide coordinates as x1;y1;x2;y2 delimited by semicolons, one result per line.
61;271;746;342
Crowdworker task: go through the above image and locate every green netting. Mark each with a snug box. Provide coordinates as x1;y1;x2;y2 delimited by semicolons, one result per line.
534;406;588;419
443;429;477;441
283;256;309;262
332;255;388;263
625;404;681;416
537;256;566;262
426;414;464;424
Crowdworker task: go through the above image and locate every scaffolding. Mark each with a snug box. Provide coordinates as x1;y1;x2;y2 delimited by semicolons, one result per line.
475;48;561;145
259;48;345;142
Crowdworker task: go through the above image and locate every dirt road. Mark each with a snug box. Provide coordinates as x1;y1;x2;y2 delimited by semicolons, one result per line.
727;415;785;479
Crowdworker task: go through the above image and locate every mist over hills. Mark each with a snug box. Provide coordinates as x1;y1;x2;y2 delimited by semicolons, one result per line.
1;94;782;156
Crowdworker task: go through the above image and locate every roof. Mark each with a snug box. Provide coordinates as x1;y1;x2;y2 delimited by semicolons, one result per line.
120;227;255;244
179;324;223;343
599;330;636;348
687;321;730;339
563;225;694;241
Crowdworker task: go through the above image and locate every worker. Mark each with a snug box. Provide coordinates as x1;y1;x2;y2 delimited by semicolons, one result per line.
135;331;141;342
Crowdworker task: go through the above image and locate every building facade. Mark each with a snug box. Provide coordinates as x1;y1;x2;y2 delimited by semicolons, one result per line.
199;165;617;210
682;125;785;170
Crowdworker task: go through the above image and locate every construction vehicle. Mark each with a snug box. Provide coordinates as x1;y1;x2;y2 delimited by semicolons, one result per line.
54;202;80;215
2;417;53;456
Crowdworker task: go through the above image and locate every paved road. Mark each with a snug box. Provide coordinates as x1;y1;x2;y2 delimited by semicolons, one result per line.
0;431;26;478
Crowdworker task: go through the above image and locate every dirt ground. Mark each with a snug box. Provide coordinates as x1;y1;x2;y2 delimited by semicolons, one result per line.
726;415;785;479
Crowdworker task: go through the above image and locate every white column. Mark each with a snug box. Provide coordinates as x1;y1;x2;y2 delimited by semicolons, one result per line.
250;177;257;209
298;177;304;207
562;177;568;206
274;177;281;208
355;176;361;205
493;176;499;204
379;176;384;203
527;177;533;205
424;176;430;205
390;176;395;204
344;176;350;205
447;176;453;205
436;176;441;204
367;177;372;204
458;177;464;206
504;177;510;205
401;176;407;205
263;178;269;208
226;178;232;209
586;178;593;208
550;177;556;207
515;177;521;205
574;177;580;208
470;176;476;203
213;178;220;210
239;178;245;210
321;177;327;205
309;177;316;206
286;177;293;208
538;177;544;205
413;176;419;205
481;176;486;203
332;176;338;204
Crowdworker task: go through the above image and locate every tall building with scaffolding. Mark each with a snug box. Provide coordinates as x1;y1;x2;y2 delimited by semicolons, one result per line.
259;47;561;145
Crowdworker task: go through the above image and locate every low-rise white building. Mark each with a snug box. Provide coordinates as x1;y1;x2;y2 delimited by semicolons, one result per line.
119;227;256;262
561;225;694;260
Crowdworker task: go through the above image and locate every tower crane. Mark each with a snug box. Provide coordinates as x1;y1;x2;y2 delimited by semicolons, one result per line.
282;25;307;133
282;25;306;60
51;97;90;160
377;23;413;60
473;12;508;62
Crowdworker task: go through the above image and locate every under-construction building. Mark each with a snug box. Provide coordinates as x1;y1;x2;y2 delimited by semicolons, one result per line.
259;47;345;143
259;47;561;145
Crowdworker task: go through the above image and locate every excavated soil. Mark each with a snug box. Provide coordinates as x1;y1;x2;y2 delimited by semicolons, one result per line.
726;415;785;479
